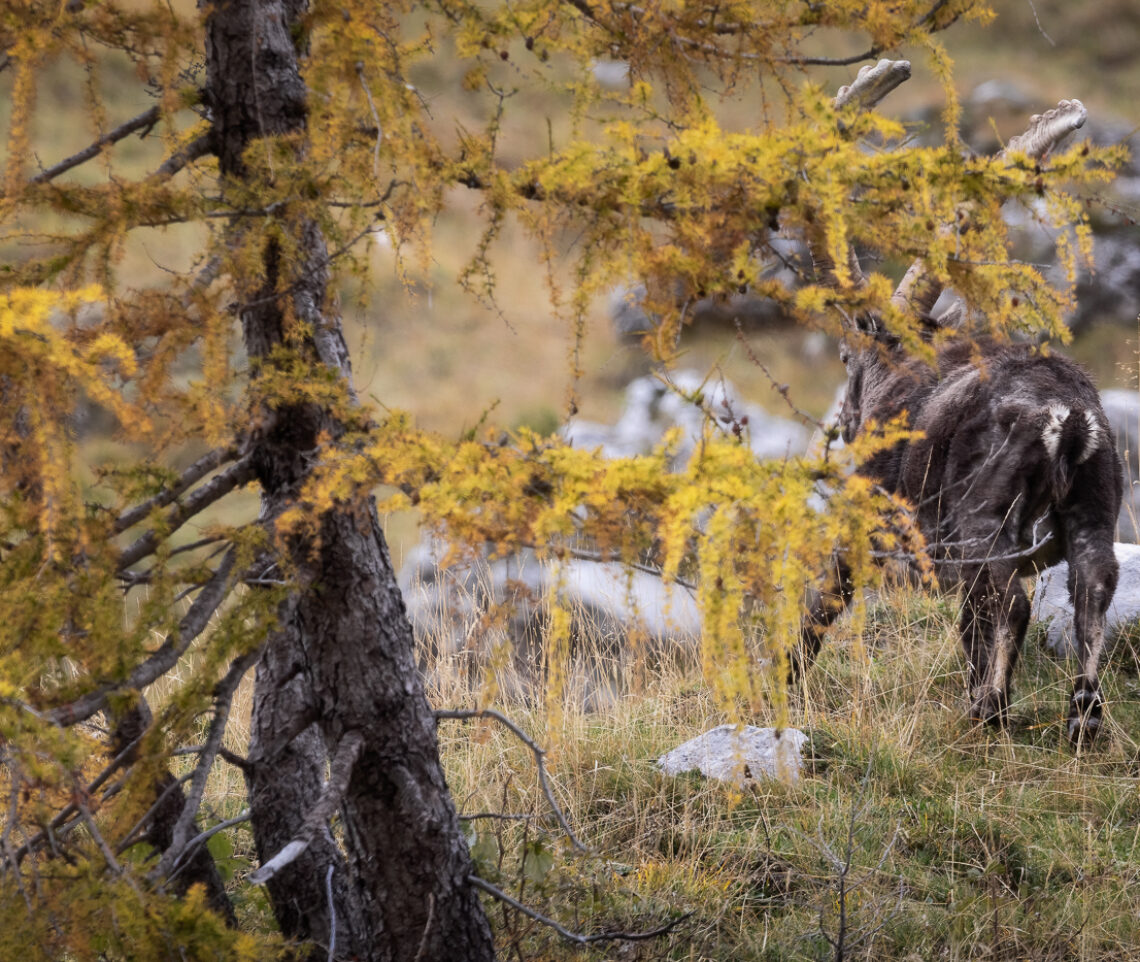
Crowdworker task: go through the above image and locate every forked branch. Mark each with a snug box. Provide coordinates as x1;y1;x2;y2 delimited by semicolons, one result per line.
153;648;261;885
435;707;588;853
113;445;242;534
29;106;160;185
117;455;255;570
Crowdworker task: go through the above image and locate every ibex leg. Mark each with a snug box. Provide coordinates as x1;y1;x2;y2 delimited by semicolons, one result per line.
961;561;1029;727
793;552;855;681
1065;534;1118;746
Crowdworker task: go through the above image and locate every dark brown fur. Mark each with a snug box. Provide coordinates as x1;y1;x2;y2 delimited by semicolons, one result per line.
803;332;1123;745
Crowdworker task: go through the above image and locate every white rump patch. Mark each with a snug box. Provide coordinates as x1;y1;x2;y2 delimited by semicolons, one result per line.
1079;408;1102;463
1041;403;1070;458
1041;404;1102;463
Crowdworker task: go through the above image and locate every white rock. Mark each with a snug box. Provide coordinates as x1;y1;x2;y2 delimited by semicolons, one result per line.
657;725;807;785
1032;542;1140;657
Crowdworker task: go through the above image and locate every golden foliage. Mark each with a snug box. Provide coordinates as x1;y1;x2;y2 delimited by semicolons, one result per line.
0;0;1123;950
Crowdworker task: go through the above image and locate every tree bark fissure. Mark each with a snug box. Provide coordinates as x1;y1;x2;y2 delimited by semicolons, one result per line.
202;1;495;958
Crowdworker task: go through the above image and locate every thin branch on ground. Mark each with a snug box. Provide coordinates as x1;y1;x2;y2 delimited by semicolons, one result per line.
469;875;693;944
435;708;588;853
247;730;366;885
459;811;535;822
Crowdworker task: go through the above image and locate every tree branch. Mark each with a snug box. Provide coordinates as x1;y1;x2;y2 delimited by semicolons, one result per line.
247;729;366;885
469;875;693;944
152;132;215;182
46;548;238;726
435;708;588;853
164;811;252;887
117;455;255;569
29;106;161;185
153;647;261;884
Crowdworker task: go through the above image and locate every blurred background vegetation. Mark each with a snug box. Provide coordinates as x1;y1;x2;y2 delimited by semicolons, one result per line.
5;3;1137;536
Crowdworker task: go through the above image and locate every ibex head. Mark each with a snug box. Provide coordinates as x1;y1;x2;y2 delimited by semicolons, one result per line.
836;313;903;444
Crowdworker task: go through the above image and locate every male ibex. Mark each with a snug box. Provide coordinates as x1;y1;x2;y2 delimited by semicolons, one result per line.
799;62;1123;746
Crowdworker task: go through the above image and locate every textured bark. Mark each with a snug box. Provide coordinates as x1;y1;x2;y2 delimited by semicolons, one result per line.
203;1;495;958
246;629;369;954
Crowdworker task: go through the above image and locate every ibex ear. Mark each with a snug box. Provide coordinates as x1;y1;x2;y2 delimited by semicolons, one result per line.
855;311;900;348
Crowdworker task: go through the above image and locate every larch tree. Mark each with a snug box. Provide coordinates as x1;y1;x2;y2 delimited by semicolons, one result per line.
0;0;1116;960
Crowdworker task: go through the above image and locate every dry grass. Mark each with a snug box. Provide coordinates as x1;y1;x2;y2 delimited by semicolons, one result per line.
422;584;1140;961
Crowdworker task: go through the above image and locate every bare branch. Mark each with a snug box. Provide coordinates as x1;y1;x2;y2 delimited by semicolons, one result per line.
458;811;535;822
734;319;825;430
172;743;251;772
327;865;340;962
114;446;241;533
117;456;255;569
469;875;693;944
114;772;194;857
247;729;366;885
435;708;588;853
76;795;144;897
46;548;238;726
29;106;160;185
153;648;260;884
164;811;252;887
1;767;33;914
152;132;214;182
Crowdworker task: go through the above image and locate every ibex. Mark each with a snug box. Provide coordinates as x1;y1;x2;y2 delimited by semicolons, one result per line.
798;62;1123;746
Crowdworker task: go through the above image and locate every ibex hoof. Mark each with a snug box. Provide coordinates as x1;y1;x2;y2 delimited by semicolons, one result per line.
969;690;1008;728
1067;690;1104;748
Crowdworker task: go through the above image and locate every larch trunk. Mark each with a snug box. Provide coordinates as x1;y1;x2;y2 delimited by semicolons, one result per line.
202;1;496;958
